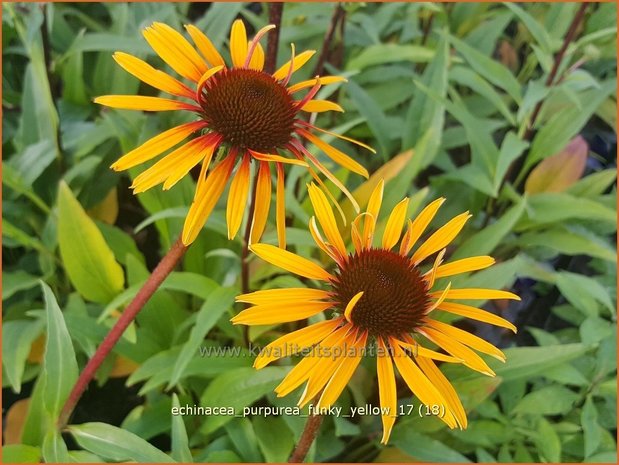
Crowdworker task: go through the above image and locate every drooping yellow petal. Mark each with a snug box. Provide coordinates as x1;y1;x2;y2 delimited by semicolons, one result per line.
276;163;286;249
182;153;236;245
416;356;467;429
343;291;364;323
244;24;275;70
308;183;347;258
250;243;334;281
249;161;271;244
424;249;446;289
376;337;397;444
301;100;344;113
226;154;251;239
184;24;225;67
231;300;334;325
298;328;358;407
143;23;206;82
254;318;344;369
390;339;457;429
419;327;495;376
400;197;445;255
382;197;409;250
249;150;308;166
296;120;376;153
298;129;368;178
230;19;248;68
350;215;364;253
425;319;506;362
396;338;462;363
425;282;451;313
111;121;206;171
435;256;495;278
436;301;517;333
113;52;194;99
309;216;340;263
316;331;368;408
236;288;331;305
412;212;472;265
273;50;316;80
196;65;225;99
94;95;199;112
288;76;347;93
275;323;350;396
130;135;218;193
431;288;521;301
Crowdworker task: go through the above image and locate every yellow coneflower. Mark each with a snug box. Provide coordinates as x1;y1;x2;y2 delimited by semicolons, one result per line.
96;20;373;245
232;180;519;444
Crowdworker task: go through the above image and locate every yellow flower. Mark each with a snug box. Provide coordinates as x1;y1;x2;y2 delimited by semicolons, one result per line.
96;20;373;245
232;180;519;444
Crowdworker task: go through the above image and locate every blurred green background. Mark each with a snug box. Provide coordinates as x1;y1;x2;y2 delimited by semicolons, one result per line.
2;2;617;463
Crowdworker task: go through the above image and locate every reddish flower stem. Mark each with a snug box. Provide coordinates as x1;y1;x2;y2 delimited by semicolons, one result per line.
288;413;324;463
58;238;188;428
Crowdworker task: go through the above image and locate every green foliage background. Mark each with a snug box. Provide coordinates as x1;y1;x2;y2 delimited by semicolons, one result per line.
2;2;617;463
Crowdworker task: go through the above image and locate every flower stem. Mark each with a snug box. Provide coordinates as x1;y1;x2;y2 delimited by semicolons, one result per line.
288;413;324;463
58;237;188;428
265;3;284;74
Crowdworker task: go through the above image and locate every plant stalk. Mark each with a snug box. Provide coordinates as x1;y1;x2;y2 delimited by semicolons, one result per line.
58;238;188;428
288;413;324;463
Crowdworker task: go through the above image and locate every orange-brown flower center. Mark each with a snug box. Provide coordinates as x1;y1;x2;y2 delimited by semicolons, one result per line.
331;249;430;336
199;68;296;152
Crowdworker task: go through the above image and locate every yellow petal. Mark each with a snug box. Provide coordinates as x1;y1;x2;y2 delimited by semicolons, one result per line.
436;301;517;333
254;318;344;369
151;22;208;75
182;153;236;245
230;19;248;68
298;128;368;178
435;256;495;278
316;331;368;408
343;291;364;323
411;212;471;265
111;121;206;171
226;154;251;239
273;50;316;80
94;95;199;112
381;197;409;250
363;179;384;248
308;184;347;258
196;65;225;98
231;300;334;325
400;197;445;255
425;282;451;314
425;319;506;362
419;327;495;376
248;41;265;70
390;339;457;429
249;150;308;166
296;120;376;153
130;135;218;193
431;288;521;301
309;216;340;263
416;356;467;429
376;337;397;444
249;161;271;244
424;249;446;289
185;24;225;67
250;243;334;281
276;163;286;249
112;52;194;99
301;100;344;113
236;288;331;305
396;339;462;363
288;76;347;93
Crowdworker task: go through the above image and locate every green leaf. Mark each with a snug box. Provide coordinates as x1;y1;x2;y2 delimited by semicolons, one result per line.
494;132;529;191
2;319;44;393
567;169;617;198
514;385;579;415
2;445;41;463
57;181;125;303
200;367;287;433
453;195;527;259
170;395;193;463
346;44;434;70
505;3;554;54
556;272;615;316
2;271;41;300
391;431;471;462
517;227;617;262
42;430;73;463
68;422;175;463
224;418;262;462
537;418;561;462
254;416;294;462
582;396;603;458
41;282;79;420
450;34;522;103
168;286;236;388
